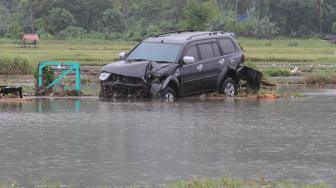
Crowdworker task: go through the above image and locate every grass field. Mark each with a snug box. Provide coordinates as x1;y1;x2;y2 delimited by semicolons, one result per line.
1;38;336;65
0;39;136;66
0;38;336;76
240;38;336;64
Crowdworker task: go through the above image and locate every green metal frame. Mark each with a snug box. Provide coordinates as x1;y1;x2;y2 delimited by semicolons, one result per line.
38;61;81;92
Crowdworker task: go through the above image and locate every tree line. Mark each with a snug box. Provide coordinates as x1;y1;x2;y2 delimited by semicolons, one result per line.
0;0;336;40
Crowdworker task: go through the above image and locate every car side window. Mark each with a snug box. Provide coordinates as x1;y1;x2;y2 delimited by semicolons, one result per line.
218;38;237;54
212;43;221;57
184;46;199;62
198;43;215;60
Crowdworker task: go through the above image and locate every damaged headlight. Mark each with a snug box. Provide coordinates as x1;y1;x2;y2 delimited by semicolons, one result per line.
99;72;111;81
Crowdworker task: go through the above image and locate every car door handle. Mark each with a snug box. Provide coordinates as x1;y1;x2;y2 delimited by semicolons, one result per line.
230;58;235;64
196;64;203;71
219;58;225;65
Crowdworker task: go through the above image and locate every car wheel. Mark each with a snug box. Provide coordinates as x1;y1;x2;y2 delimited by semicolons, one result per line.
161;87;176;102
221;78;237;97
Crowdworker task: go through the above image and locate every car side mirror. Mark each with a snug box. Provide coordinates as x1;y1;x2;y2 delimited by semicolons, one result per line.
183;56;195;64
119;52;127;60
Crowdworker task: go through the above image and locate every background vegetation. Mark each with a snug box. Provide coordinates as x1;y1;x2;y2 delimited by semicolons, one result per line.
1;0;336;40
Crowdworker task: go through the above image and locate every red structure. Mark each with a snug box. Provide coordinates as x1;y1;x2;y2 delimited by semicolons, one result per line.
21;34;39;48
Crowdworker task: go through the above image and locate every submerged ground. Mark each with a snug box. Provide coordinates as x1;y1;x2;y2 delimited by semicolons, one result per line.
0;87;336;187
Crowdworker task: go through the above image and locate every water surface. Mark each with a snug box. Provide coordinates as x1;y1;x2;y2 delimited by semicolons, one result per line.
0;89;336;187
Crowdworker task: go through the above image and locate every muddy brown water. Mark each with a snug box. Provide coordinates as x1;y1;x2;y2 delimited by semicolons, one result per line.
0;87;336;187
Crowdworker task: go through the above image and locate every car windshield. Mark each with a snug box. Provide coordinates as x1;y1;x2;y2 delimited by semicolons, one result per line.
126;42;181;63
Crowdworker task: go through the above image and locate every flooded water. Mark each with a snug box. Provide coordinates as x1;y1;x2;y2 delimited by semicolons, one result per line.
1;88;336;187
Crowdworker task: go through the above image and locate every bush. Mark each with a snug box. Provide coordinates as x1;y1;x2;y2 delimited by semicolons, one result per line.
6;21;24;39
254;17;279;38
102;9;126;33
213;9;279;39
178;0;220;30
47;8;76;34
85;31;105;40
57;26;105;39
0;57;33;74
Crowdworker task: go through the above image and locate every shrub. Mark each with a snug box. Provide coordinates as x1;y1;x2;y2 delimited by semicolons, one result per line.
0;57;33;74
57;26;106;39
304;73;336;85
46;8;76;34
85;31;105;40
255;17;279;38
178;0;220;30
102;9;126;33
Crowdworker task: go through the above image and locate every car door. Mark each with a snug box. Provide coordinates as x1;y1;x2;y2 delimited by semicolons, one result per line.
218;38;239;70
180;45;204;95
196;41;222;91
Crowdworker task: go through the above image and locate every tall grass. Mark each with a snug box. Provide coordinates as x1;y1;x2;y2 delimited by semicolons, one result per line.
0;57;34;74
304;73;336;85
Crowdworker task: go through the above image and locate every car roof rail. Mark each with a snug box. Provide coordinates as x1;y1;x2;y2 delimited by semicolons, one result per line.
153;30;195;38
186;31;235;40
186;32;212;40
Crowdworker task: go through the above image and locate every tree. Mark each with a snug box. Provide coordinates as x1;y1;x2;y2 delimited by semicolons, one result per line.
54;0;112;31
0;4;10;26
46;8;76;34
102;9;125;33
178;0;220;30
268;0;317;37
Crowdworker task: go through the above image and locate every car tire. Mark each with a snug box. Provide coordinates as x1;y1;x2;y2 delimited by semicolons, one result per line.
160;87;176;102
220;78;237;97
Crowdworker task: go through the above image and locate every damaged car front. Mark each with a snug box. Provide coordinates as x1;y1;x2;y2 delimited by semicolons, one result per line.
99;42;182;99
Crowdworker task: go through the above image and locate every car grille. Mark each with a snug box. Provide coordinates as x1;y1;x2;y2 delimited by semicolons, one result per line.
108;74;143;84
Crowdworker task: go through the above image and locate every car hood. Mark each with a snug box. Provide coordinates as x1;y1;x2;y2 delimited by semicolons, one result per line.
102;60;178;79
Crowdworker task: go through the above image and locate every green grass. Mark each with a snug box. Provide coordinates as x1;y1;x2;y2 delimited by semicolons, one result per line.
0;56;34;74
304;72;336;85
0;38;335;65
240;38;336;64
0;39;136;66
262;67;291;77
0;38;336;75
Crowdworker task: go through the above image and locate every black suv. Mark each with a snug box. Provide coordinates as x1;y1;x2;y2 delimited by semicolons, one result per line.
99;31;261;101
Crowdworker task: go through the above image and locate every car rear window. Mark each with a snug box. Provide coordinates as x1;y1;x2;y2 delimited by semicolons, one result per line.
198;43;215;60
219;38;237;54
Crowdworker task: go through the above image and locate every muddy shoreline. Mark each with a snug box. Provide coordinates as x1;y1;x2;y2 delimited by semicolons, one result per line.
0;65;333;99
